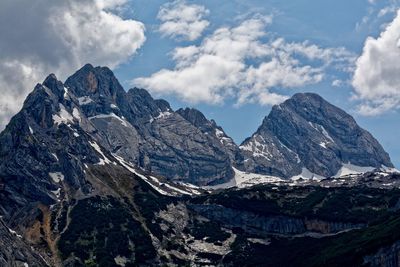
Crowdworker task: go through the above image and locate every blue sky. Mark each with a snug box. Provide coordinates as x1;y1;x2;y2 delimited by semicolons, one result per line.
0;0;399;167
111;0;400;166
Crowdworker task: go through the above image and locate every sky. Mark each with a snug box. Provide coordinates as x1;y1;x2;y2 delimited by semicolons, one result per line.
1;0;400;166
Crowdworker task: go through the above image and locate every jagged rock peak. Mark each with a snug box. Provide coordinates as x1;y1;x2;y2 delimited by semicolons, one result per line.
176;108;219;136
42;73;65;99
176;108;216;129
65;63;124;99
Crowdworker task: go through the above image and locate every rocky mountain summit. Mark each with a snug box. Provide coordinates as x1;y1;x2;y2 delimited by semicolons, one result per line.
239;92;393;179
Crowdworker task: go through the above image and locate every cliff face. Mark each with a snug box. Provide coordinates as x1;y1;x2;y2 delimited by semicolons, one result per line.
364;241;400;267
189;204;363;236
176;108;242;163
0;218;48;266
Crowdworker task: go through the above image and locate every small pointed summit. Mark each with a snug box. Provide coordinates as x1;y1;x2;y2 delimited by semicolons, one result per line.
176;108;211;129
42;73;64;98
65;63;124;99
81;63;94;70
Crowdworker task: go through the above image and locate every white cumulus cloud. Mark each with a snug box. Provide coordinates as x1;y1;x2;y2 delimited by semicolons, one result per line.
135;16;355;107
158;0;209;41
352;10;400;115
0;0;146;129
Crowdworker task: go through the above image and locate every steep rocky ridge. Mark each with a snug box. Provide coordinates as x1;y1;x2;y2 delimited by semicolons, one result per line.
176;107;242;163
64;64;233;185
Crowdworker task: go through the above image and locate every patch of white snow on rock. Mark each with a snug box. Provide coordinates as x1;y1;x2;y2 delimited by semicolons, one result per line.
89;141;112;165
53;104;74;125
49;172;64;183
334;163;376;178
78;96;93;105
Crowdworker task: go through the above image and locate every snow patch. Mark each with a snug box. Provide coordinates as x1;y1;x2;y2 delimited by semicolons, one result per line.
278;140;301;163
114;255;127;267
156;111;172;120
78;96;93;105
176;182;203;195
291;168;325;181
89;141;112;165
52;153;59;162
308;122;334;142
239;135;273;160
160;181;195;195
51;188;61;201
334;163;376;178
72;108;81;121
112;154;199;196
207;167;284;189
6;225;23;239
319;142;328;149
215;128;234;145
49;172;64;183
53;104;74;125
321;126;334;142
112;154;170;195
29;126;33;134
63;87;70;99
381;165;400;173
89;113;130;128
215;128;224;138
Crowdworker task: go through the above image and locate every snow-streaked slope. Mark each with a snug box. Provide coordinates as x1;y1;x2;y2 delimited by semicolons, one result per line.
206;167;284;189
291;168;325;181
334;163;376;178
111;154;203;196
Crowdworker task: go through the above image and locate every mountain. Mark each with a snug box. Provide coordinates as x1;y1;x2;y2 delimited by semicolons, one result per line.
63;64;234;186
0;64;399;266
239;92;393;179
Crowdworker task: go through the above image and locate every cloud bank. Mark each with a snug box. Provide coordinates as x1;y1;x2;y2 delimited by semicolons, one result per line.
158;0;209;41
135;16;355;106
0;0;145;128
353;10;400;115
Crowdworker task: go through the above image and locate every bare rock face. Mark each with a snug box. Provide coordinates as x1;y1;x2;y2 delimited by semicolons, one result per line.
239;93;393;178
0;75;99;218
0;219;48;266
62;64;234;185
176;108;243;164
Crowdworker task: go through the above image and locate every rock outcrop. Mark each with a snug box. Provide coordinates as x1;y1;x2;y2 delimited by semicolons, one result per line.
0;218;48;266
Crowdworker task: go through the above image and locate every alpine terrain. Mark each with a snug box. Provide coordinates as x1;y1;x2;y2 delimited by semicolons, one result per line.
0;64;399;267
